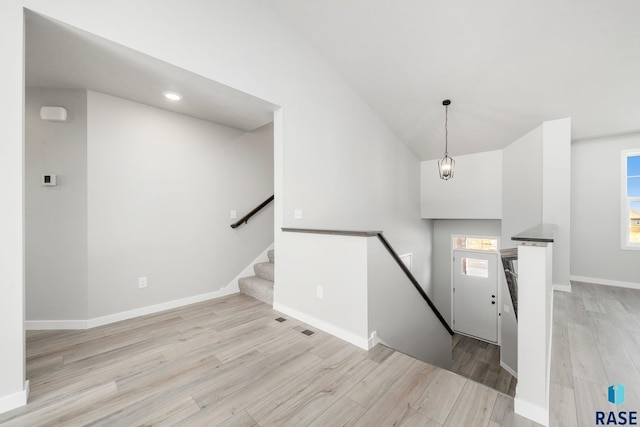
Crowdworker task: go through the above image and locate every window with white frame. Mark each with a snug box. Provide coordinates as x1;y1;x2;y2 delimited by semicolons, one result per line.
453;236;498;252
623;151;640;249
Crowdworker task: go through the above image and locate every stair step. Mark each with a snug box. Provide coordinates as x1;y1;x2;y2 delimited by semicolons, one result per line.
268;249;275;263
254;262;274;282
238;276;274;305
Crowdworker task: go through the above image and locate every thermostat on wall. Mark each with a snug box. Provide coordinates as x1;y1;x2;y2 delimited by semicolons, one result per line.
42;174;57;186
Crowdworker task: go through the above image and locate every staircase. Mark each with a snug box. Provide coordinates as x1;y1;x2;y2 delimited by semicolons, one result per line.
239;249;274;305
500;247;518;320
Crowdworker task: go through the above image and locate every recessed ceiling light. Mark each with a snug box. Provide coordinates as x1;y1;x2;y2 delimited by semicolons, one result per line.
163;91;182;101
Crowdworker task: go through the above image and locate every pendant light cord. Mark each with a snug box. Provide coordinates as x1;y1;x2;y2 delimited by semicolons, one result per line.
444;104;449;156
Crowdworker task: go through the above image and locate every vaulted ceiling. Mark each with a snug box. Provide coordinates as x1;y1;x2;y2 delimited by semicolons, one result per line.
268;0;640;159
27;2;640;160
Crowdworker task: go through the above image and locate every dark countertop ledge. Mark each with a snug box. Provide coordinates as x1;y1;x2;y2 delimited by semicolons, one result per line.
511;224;556;243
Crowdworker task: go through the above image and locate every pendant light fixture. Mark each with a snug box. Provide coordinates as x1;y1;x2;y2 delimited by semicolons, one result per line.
438;99;455;180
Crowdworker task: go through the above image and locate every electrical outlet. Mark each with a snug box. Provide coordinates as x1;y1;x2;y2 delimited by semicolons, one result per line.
230;210;237;219
503;304;510;314
294;209;303;219
139;277;148;288
316;285;323;298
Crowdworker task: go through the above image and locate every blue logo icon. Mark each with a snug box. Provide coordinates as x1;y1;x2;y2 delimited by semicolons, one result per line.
609;383;625;406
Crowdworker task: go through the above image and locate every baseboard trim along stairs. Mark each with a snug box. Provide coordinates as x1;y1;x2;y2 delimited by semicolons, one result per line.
239;249;275;305
26;244;274;330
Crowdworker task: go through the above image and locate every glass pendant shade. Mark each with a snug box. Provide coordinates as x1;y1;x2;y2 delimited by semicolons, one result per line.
438;154;455;180
438;99;455;180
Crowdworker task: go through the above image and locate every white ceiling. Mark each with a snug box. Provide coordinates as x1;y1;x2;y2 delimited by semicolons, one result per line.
26;3;640;160
25;11;278;132
268;0;640;159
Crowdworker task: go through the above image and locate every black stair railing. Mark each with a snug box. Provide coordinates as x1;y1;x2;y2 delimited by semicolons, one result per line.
231;195;274;229
376;233;454;336
500;248;518;320
281;227;454;336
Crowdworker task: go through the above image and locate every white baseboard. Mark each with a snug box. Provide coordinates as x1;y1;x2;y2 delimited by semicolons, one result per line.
26;286;239;330
368;331;379;350
514;397;548;427
273;302;369;350
552;283;572;293
86;285;239;329
570;275;640;290
25;319;89;330
226;243;274;291
546;290;554;421
0;380;29;415
26;244;275;331
500;360;518;379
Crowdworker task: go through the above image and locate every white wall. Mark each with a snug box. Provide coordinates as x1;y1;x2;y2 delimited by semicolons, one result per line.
421;150;503;219
433;219;502;326
4;0;432;407
282;99;434;290
87;91;274;318
502;126;544;249
275;232;369;348
572;132;640;287
367;237;452;369
0;1;27;411
542;118;571;290
13;0;434;315
25;88;88;321
275;231;450;369
24;89;274;324
501;124;544;373
275;131;432;337
514;242;554;425
499;119;571;375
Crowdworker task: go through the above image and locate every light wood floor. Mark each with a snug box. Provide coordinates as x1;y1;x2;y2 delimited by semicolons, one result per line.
451;334;517;397
549;281;640;426
0;293;538;426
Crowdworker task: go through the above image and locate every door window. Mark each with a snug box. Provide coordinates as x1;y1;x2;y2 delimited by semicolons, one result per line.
461;257;489;278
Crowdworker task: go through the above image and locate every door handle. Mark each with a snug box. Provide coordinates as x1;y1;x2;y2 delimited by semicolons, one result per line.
491;301;496;304
491;295;495;298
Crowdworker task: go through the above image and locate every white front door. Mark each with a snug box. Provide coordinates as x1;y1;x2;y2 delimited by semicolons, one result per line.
453;250;498;343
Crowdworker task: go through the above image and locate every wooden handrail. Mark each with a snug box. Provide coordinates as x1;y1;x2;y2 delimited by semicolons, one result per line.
281;228;381;237
282;227;455;336
231;195;274;229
